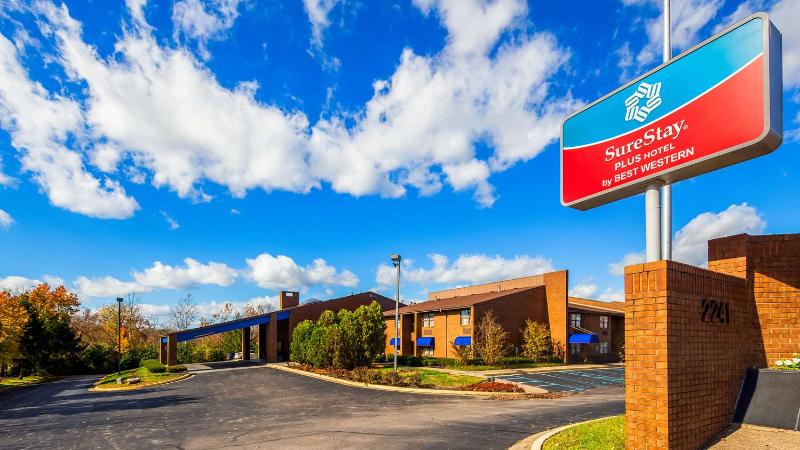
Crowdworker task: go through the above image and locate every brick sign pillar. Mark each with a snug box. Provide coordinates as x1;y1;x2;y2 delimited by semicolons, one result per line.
625;261;751;449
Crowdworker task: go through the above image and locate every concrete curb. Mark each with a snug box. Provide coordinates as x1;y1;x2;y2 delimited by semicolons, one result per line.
88;373;193;392
267;364;535;397
527;416;616;450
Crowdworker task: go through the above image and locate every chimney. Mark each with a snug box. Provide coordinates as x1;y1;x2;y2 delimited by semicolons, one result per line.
279;291;300;310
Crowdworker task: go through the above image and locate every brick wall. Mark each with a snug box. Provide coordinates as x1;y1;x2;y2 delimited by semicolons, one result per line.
544;271;568;362
625;260;751;449
709;233;800;366
428;274;545;300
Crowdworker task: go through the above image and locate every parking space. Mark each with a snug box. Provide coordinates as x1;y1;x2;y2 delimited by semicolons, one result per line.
497;367;625;393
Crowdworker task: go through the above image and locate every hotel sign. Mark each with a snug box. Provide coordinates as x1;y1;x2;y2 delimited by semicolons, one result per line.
561;14;783;210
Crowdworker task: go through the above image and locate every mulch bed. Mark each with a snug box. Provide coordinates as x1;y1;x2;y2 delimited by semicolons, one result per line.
461;380;524;393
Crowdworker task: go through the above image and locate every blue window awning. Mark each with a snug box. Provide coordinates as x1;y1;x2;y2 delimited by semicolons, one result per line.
416;337;435;347
568;333;599;344
453;336;471;346
276;311;290;320
389;338;401;347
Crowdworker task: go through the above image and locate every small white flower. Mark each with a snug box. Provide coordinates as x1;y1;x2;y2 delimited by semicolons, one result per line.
786;359;795;366
793;358;800;364
776;360;784;366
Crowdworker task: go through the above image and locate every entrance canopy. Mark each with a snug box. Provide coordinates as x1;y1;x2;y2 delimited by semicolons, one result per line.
176;315;271;343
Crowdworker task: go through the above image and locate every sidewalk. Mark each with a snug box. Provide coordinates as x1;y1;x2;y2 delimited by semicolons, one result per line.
417;362;624;377
706;424;800;449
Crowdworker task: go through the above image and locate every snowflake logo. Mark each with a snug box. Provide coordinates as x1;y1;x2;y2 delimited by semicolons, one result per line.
624;81;663;123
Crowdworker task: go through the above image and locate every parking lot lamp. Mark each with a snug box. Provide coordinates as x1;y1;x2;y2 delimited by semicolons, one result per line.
117;297;123;375
390;254;401;373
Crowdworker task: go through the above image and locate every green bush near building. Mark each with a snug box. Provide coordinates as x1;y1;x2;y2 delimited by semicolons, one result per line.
543;415;625;450
290;301;386;370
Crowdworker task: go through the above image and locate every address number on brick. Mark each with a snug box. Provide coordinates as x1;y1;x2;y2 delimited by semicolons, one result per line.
701;299;730;324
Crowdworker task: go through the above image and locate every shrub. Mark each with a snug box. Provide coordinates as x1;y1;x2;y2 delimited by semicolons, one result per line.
521;320;552;361
166;364;187;373
290;301;386;370
142;359;166;373
80;343;117;374
400;370;423;388
450;343;473;366
474;310;509;366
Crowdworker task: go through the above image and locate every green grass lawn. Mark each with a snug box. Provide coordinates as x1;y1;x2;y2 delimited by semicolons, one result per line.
378;367;483;388
0;375;52;390
543;415;625;450
95;367;188;389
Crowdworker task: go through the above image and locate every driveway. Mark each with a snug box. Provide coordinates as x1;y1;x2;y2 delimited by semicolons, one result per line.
0;365;624;449
497;367;625;392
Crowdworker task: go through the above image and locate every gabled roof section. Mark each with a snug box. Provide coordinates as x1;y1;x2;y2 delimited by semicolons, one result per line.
427;274;548;300
568;297;625;315
385;287;540;316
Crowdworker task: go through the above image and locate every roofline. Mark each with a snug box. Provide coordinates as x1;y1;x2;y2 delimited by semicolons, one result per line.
568;303;625;314
385;287;540;316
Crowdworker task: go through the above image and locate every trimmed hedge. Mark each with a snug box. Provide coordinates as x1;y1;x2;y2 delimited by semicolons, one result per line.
142;359;166;373
166;364;187;373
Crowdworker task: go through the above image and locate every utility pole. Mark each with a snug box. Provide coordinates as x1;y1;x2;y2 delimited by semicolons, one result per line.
390;254;401;373
117;297;123;375
661;0;673;261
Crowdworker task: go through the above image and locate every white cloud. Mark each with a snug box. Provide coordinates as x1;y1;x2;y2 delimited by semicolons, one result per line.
132;258;238;290
673;203;766;266
160;210;180;230
598;288;624;302
0;31;139;219
569;283;598;298
172;0;241;59
74;275;149;298
0;0;572;219
768;0;800;88
377;253;554;287
0;209;13;230
608;251;645;276
245;253;358;290
0;275;41;292
609;203;766;273
303;0;341;47
620;0;723;69
230;208;241;215
125;0;148;26
139;295;280;322
0;156;14;186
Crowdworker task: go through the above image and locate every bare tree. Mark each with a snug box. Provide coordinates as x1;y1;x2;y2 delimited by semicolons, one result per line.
170;294;198;331
474;310;510;366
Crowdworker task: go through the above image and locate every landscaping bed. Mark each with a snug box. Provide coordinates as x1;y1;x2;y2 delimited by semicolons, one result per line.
379;355;564;372
94;359;188;390
0;375;59;391
288;363;486;390
543;415;624;450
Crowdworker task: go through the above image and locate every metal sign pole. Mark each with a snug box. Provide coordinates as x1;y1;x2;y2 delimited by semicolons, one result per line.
661;0;672;261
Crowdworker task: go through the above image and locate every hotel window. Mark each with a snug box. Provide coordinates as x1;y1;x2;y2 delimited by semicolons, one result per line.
422;312;434;327
599;342;609;354
460;309;470;325
570;343;581;355
600;316;609;329
570;313;582;328
421;347;434;356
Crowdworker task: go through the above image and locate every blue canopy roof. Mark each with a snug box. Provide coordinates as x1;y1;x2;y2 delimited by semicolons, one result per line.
176;315;271;342
453;336;471;346
276;311;290;320
416;337;435;347
568;333;600;344
389;338;401;347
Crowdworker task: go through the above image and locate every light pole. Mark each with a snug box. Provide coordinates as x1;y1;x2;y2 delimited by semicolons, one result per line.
116;297;123;375
390;253;401;373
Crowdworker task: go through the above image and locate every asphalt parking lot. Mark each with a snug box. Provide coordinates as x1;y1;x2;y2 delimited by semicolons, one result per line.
497;367;625;392
0;364;624;449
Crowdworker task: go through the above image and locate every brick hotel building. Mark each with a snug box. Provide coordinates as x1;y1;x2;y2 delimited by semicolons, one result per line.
384;270;625;364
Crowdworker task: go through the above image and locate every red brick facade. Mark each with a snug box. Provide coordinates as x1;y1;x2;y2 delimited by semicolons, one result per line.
625;233;800;449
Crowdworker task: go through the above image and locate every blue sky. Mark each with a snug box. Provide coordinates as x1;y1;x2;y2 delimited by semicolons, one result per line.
0;0;797;323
